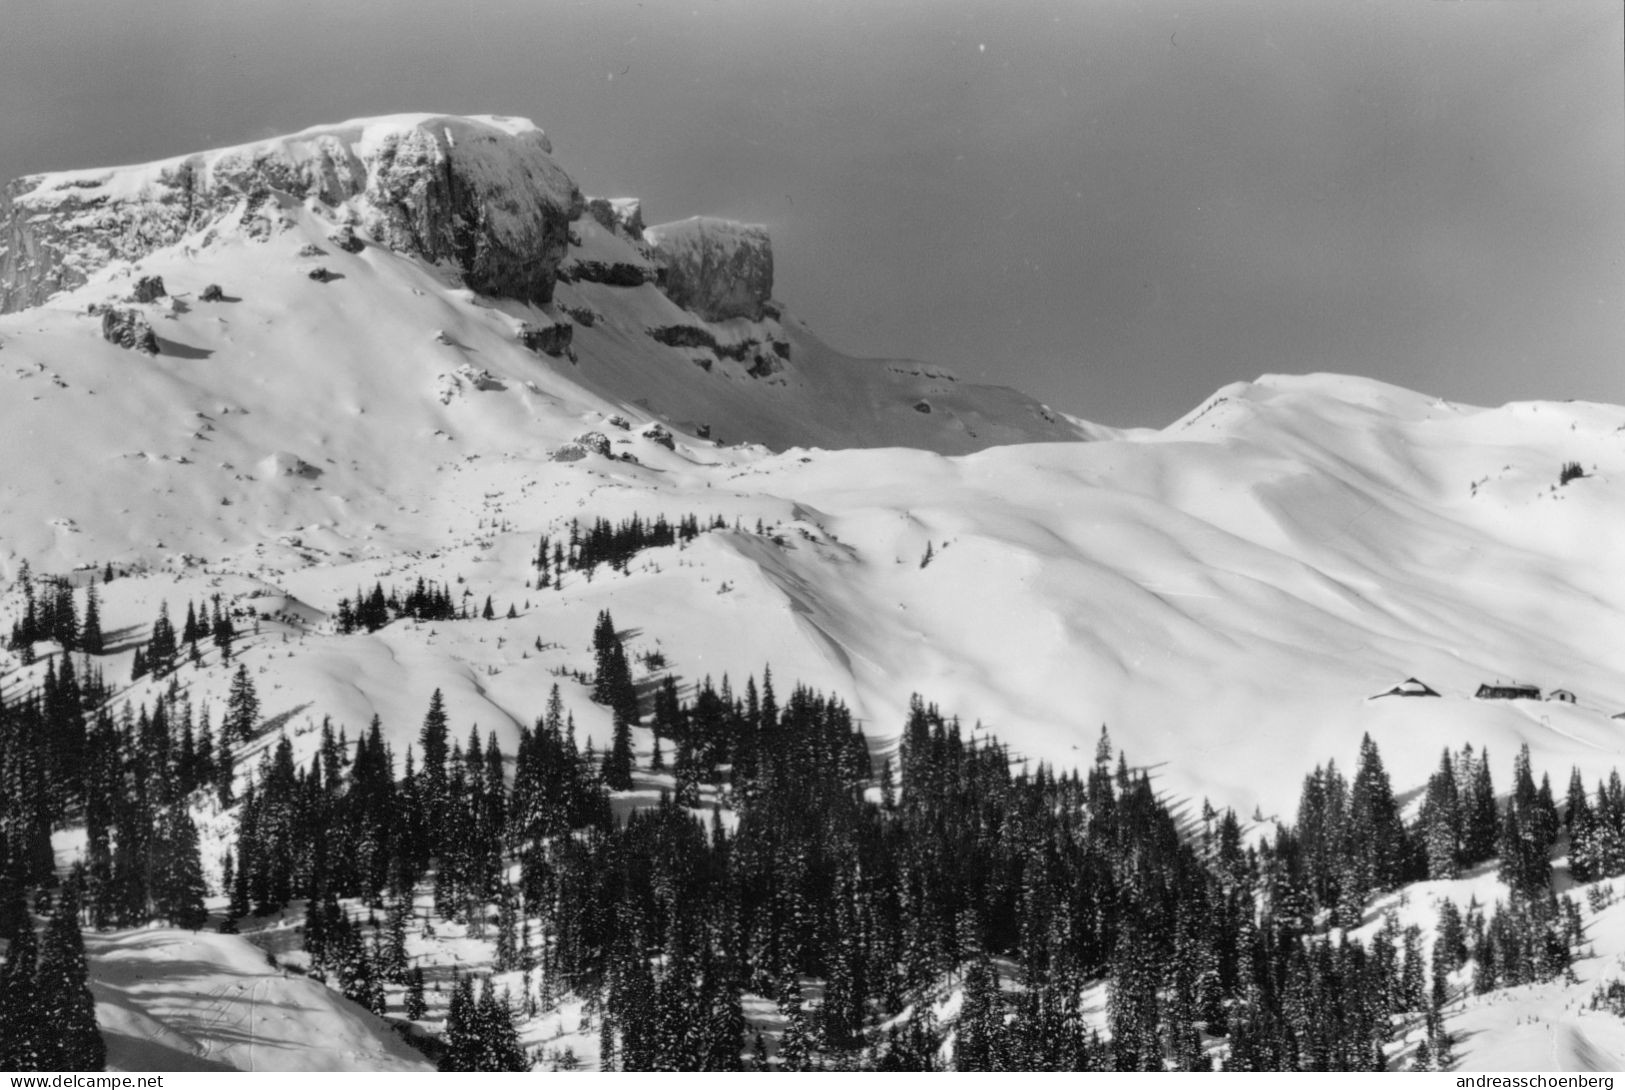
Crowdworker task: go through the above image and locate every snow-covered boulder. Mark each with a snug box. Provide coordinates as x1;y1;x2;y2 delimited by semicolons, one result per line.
327;225;364;253
546;431;612;463
99;307;158;354
0;114;582;313
545;430;612;461
644;216;774;322
641;422;675;449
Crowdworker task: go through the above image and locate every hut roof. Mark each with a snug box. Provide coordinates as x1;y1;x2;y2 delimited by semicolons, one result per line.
1371;677;1441;699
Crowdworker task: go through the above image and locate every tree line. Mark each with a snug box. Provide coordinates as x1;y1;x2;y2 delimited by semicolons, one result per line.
213;614;1599;1071
0;606;1611;1070
534;513;724;587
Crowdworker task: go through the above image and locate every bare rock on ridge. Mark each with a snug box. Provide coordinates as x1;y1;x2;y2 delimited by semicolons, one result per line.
585;197;645;240
518;320;574;358
0;114;582;313
644;216;774;322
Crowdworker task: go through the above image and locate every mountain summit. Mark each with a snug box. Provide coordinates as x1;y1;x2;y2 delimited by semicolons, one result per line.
0;113;1091;456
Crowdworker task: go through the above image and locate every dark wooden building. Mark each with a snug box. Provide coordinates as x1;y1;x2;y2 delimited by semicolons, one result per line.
1475;682;1541;700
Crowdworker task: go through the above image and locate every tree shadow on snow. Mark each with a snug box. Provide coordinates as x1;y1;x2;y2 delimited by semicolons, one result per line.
259;703;314;737
101;623;148;655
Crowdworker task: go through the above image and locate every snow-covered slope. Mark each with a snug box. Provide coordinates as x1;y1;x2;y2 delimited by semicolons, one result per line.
8;359;1621;827
0;120;1620;827
4;117;1625;1071
89;928;430;1072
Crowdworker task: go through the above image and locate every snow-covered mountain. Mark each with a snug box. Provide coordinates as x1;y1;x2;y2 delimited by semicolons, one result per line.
0;113;1090;472
3;115;1625;1072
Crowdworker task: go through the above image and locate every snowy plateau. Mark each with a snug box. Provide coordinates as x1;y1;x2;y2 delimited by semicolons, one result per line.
0;113;1623;1073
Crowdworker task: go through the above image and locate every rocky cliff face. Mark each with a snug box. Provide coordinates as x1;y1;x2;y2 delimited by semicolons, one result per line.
0;115;789;330
645;216;774;322
0;114;582;313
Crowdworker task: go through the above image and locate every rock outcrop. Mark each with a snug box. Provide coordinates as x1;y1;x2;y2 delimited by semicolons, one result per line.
518;320;573;358
551;430;612;462
1;114;582;313
585;197;645;240
644;216;773;322
327;225;364;253
130;275;166;302
560;197;659;287
558;259;653;287
647;323;785;378
641;422;675;450
99;307;159;354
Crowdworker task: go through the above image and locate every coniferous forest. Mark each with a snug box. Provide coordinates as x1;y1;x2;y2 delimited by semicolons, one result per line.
0;591;1617;1071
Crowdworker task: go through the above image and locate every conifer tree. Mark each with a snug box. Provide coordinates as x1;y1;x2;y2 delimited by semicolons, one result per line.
956;956;1005;1070
476;979;530;1070
1567;766;1597;882
603;710;635;793
1419;749;1462;879
80;581;104;655
1499;745;1554;897
1459;746;1499;865
494;882;521;971
419;689;450;841
50;581;79;651
152;803;209;929
0;914;44;1070
182;600;200;647
212;606;235;662
382;896;411;984
147;601;177;676
1108;918;1164;1071
776;976;813;1072
440;974;479;1071
36;887;106;1070
1349;733;1408;894
406;965;428;1020
591;611;638;724
225;663;260;744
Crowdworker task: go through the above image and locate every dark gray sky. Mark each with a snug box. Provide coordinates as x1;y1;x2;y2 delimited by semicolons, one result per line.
3;0;1621;425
